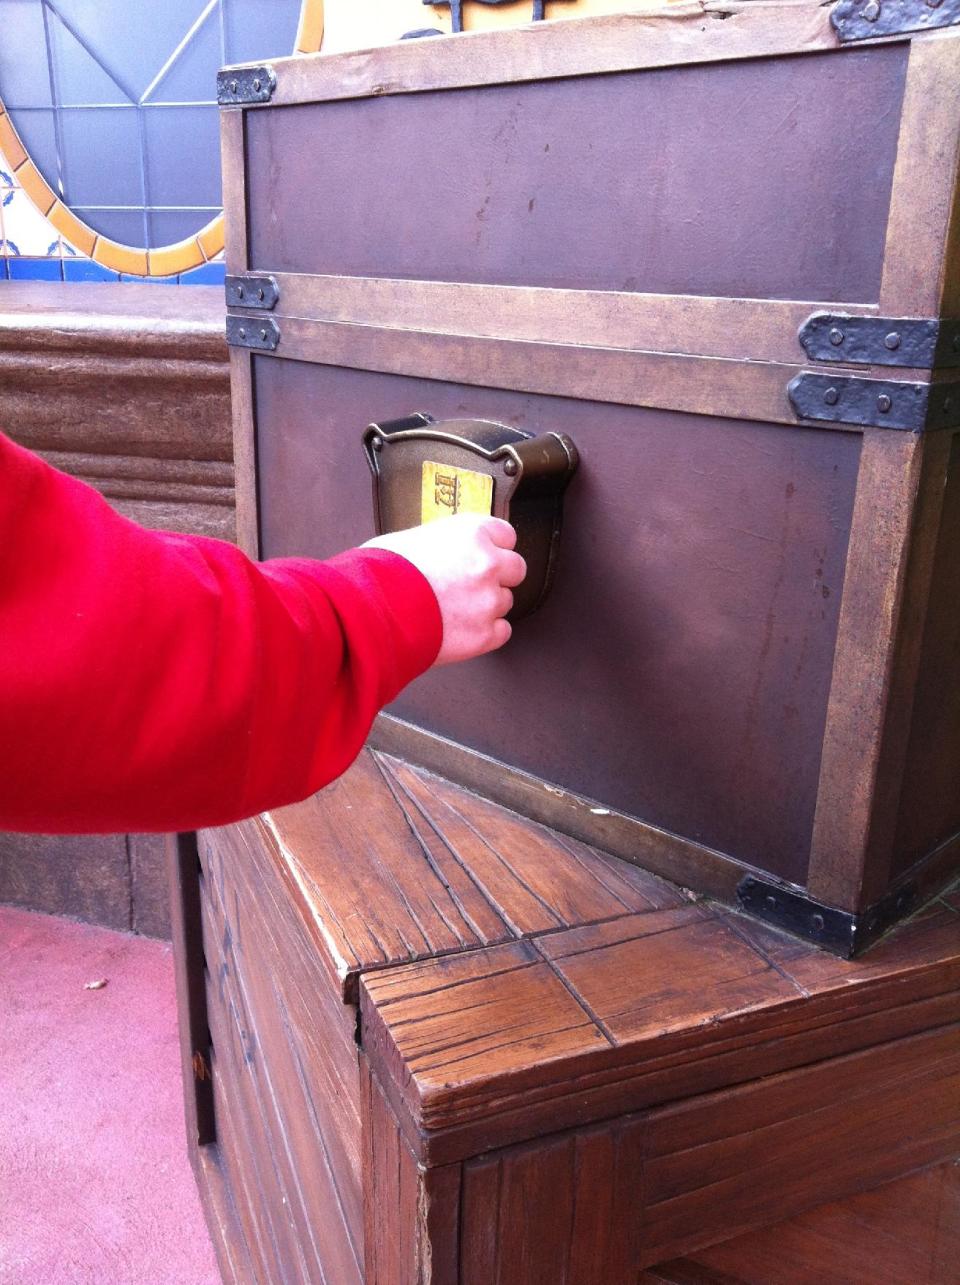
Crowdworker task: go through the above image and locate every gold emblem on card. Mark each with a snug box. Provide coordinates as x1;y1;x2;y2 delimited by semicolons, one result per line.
421;461;494;523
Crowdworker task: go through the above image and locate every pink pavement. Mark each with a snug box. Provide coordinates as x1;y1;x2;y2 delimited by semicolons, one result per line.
0;904;221;1284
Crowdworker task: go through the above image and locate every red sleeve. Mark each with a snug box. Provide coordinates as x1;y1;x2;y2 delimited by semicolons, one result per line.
0;433;442;833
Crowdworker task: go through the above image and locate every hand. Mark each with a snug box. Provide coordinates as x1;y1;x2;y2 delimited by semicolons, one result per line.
363;514;527;664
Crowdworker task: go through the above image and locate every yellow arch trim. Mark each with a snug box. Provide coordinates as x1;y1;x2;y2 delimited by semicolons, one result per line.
0;0;324;277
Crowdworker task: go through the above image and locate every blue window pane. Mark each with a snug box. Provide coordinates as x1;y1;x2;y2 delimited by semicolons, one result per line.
60;108;143;206
148;208;218;245
142;106;221;207
63;257;120;281
7;109;59;188
224;0;301;64
8;256;64;280
0;0;53;107
46;8;132;106
143;4;220;105
71;206;146;245
50;0;213;103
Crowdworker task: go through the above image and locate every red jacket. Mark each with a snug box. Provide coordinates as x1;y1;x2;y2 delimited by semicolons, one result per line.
0;433;442;834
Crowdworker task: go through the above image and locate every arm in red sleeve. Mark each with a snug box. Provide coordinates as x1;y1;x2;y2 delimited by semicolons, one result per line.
0;432;442;834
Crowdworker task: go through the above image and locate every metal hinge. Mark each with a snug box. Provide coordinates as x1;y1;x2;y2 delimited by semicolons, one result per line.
736;876;918;957
217;65;276;106
788;373;960;431
225;274;279;310
225;314;280;351
799;314;960;370
832;0;960;42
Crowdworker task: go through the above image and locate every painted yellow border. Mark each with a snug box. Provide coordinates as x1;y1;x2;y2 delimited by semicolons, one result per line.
0;0;324;277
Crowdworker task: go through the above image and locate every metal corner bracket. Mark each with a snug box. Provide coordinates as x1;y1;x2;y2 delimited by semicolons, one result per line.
217;64;277;106
225;274;279;311
832;0;960;43
736;875;918;957
799;314;960;370
788;372;960;431
226;314;280;351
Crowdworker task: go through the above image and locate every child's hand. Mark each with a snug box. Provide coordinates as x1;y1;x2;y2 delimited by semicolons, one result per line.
363;514;526;664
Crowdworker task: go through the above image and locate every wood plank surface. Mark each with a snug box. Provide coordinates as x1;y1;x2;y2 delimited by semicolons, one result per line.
652;1159;960;1285
536;907;799;1043
260;749;684;1000
879;31;960;316
220;108;248;277
806;429;927;909
253;314;851;429
264;274;878;365
361;887;960;1162
200;823;366;1285
372;717;754;906
456;1024;960;1280
890;435;960;884
230;348;259;559
362;1059;461;1285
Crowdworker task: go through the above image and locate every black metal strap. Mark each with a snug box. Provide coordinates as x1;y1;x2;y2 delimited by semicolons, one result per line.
832;0;960;42
217;65;276;106
225;275;279;311
788;372;960;432
737;876;918;957
225;315;280;351
799;314;960;370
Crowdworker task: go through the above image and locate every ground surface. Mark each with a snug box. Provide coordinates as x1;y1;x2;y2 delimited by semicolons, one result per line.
0;904;220;1284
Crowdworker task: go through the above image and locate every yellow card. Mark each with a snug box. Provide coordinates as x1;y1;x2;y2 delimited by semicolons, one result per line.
421;461;494;524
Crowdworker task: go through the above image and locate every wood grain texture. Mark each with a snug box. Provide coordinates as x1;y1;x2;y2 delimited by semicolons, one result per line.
362;1058;460;1285
230;348;259;558
361;883;960;1160
261;748;685;1002
372;716;754;905
266;274;879;365
890;434;960;883
220;108;248;277
653;1159;960;1285
536;906;799;1043
879;31;960;316
199;822;366;1285
807;429;926;909
456;1024;960;1278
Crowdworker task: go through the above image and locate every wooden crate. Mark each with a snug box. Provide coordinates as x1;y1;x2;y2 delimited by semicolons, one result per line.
221;3;960;952
170;760;960;1283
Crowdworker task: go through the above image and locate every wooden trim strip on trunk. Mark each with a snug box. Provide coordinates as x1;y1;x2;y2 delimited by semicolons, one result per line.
878;31;960;317
250;4;846;109
220;108;248;278
807;430;932;910
250;274;882;366
238;315;861;429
